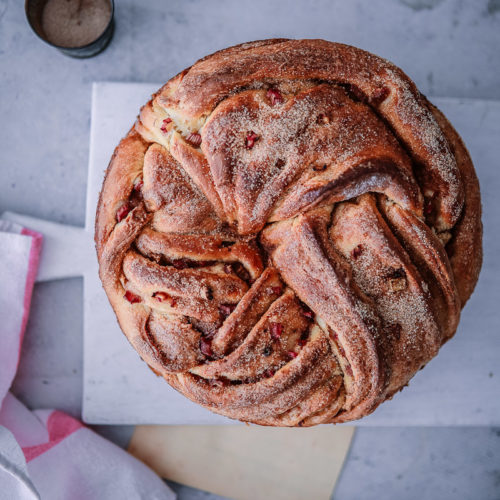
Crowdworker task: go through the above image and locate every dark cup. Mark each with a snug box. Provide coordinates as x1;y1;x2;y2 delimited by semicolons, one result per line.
25;0;115;58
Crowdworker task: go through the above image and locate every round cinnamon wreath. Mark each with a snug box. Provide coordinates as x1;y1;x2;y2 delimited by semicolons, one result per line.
95;39;482;425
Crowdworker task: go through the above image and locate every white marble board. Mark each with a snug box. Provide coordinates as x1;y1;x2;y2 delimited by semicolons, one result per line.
4;82;499;425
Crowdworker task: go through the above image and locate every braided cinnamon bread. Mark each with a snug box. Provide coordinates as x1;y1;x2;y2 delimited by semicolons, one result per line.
95;39;482;425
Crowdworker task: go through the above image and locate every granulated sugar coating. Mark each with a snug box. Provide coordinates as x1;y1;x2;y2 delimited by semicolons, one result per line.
95;39;482;426
42;0;111;48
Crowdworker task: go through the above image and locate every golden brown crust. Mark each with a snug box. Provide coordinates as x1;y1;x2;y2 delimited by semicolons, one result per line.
95;39;482;426
426;102;482;306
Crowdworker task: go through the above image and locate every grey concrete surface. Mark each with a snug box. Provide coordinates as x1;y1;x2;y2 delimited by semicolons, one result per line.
1;0;500;499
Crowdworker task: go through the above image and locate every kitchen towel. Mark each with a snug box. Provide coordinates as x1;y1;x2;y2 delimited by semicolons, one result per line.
0;220;175;500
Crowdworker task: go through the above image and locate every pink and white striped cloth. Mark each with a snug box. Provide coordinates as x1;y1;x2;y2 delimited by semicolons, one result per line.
0;220;175;499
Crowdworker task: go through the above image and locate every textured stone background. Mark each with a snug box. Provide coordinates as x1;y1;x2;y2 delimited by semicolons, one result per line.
1;0;499;498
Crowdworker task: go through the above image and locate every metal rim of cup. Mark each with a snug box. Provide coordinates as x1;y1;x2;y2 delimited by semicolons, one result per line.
25;0;115;56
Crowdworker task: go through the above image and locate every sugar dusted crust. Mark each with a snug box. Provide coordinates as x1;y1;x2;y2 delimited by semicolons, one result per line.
95;39;482;425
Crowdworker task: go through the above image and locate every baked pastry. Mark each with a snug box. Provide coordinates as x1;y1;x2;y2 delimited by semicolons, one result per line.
95;39;482;425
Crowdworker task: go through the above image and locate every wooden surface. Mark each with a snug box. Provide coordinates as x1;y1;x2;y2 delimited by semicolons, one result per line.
128;425;355;500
